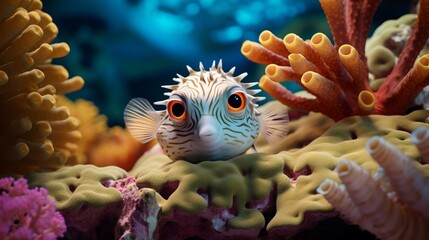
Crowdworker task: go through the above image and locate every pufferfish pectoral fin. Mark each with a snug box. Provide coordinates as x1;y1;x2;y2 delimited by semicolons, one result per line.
124;98;162;143
259;103;289;145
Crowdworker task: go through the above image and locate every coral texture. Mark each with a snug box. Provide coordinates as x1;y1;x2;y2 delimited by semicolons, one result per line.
241;0;429;121
27;164;127;210
0;0;84;175
318;126;429;240
55;96;107;165
0;177;66;239
86;126;156;171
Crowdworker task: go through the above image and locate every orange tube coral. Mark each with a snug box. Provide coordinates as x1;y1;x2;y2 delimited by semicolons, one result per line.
338;44;368;90
259;75;325;114
265;64;300;83
357;90;375;112
241;0;429;121
241;40;289;66
288;54;317;75
259;30;290;57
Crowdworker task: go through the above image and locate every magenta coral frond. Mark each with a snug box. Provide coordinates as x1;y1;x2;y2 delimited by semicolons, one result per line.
0;177;66;240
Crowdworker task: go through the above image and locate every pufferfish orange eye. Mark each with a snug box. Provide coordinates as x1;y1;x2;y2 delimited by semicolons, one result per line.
227;92;246;112
168;100;187;120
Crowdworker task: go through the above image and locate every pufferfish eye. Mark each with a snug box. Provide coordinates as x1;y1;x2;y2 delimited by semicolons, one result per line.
227;92;246;112
168;100;187;120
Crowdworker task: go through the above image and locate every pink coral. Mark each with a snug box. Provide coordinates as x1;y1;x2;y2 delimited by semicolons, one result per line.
0;177;66;240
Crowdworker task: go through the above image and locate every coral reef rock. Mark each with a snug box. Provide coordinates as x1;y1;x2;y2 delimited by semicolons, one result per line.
0;0;84;175
241;0;429;121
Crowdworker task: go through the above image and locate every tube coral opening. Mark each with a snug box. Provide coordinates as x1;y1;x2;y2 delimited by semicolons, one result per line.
301;71;315;85
284;34;296;45
419;55;429;67
241;41;252;54
259;30;271;43
317;179;334;194
336;159;351;176
265;64;277;77
339;44;352;56
310;33;323;45
366;137;381;153
358;90;375;112
412;126;429;143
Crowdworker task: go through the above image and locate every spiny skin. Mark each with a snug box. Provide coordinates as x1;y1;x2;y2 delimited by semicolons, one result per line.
156;61;262;162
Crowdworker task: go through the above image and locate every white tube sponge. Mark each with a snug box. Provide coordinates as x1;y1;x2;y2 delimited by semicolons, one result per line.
411;126;429;164
317;178;374;232
366;136;429;220
335;159;403;239
325;159;428;240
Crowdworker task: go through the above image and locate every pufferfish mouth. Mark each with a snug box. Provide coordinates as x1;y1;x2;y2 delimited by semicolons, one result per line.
195;115;222;145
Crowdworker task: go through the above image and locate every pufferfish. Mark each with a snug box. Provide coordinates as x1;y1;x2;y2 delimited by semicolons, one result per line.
124;60;288;163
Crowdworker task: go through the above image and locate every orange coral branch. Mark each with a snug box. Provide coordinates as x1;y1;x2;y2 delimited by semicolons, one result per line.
259;30;290;57
309;33;345;83
338;44;369;91
288;54;317;75
265;64;300;83
286;33;335;80
259;75;327;115
301;71;351;119
241;40;289;66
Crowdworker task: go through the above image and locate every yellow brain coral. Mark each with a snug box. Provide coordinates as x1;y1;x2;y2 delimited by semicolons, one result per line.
0;0;84;175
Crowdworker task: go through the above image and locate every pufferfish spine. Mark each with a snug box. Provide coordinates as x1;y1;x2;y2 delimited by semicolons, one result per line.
155;60;264;115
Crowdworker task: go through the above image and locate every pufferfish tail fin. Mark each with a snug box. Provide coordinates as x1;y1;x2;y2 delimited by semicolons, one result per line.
124;98;162;143
259;102;289;145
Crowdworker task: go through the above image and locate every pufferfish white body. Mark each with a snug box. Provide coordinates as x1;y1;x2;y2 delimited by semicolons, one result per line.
124;60;289;162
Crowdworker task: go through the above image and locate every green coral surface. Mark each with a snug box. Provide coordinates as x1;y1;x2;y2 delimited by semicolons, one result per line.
28;164;127;210
130;110;429;230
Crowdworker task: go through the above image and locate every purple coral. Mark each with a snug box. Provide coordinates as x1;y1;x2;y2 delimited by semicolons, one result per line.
0;177;66;240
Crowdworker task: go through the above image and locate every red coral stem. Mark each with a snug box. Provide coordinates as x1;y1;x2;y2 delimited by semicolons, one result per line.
319;0;349;48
